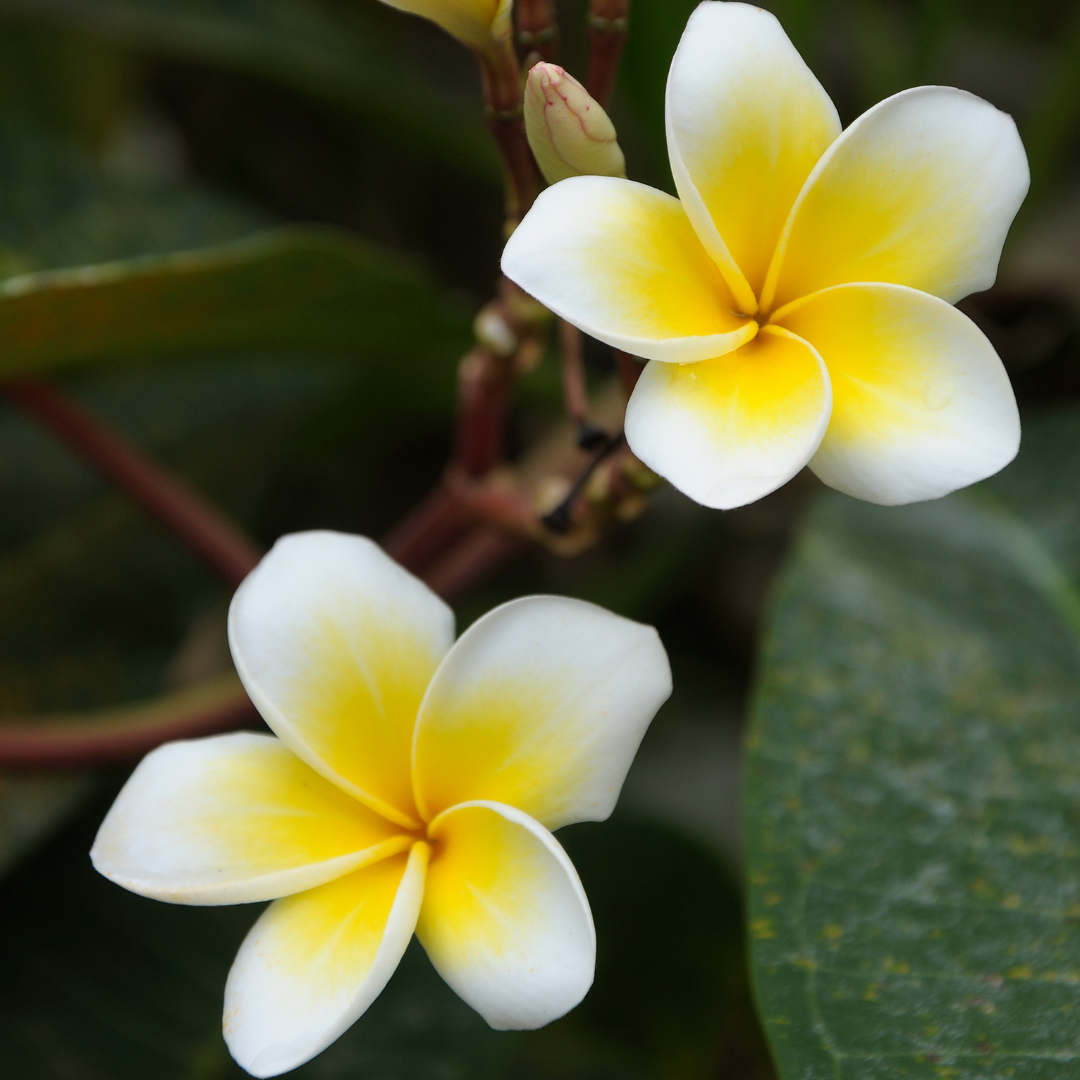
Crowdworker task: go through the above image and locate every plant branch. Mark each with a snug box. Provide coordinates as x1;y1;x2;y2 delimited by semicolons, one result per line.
479;36;542;227
516;0;559;62
2;377;262;587
587;0;630;107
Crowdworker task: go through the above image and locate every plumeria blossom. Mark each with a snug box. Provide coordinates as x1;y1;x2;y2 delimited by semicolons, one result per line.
376;0;511;54
502;1;1028;510
91;531;671;1078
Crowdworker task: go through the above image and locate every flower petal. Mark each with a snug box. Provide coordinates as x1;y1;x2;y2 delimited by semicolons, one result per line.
412;596;671;829
417;801;594;1030
774;282;1020;504
624;326;832;509
223;843;428;1079
91;733;410;904
666;1;840;307
501;176;756;364
762;86;1029;312
229;531;454;829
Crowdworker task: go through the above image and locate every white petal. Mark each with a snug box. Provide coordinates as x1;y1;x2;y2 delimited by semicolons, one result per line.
228;531;454;828
624;326;832;509
412;596;671;830
502;176;756;364
90;733;409;904
775;282;1020;503
417;801;594;1030
666;1;840;307
763;86;1030;312
224;843;428;1078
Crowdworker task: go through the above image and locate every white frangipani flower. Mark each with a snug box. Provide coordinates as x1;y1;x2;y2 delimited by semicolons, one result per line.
502;1;1028;510
91;531;672;1078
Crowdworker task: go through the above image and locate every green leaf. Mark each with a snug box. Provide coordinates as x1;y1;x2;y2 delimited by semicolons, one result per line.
0;227;471;378
0;0;497;179
744;408;1080;1079
0;117;269;270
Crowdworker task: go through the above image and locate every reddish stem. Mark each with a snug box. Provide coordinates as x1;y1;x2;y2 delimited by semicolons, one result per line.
2;377;262;587
456;346;513;477
0;688;257;770
516;0;559;61
423;527;523;601
381;486;474;575
479;37;542;225
561;321;591;428
615;349;643;395
587;0;630;107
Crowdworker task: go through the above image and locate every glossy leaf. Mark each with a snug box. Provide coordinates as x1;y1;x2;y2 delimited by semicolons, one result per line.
744;409;1080;1078
0;0;496;179
0;227;470;378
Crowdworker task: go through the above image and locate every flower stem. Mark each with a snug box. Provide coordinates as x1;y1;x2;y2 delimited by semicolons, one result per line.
586;0;630;107
516;0;560;62
1;377;262;587
479;36;541;228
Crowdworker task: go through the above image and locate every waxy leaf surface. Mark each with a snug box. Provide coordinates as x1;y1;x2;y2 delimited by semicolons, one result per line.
745;409;1080;1078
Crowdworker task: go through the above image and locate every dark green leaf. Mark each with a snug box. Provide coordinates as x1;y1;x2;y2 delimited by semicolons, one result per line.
0;0;497;179
0;227;471;378
744;408;1080;1079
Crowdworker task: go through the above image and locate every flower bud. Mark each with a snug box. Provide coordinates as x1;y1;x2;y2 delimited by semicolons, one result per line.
524;62;627;185
375;0;511;54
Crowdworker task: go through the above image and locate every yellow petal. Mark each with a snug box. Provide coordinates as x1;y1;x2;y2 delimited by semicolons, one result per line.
624;326;832;509
417;801;594;1029
762;86;1029;313
376;0;510;52
223;843;428;1078
774;283;1020;503
230;531;455;829
502;176;757;364
666;1;840;308
91;733;410;904
412;596;671;829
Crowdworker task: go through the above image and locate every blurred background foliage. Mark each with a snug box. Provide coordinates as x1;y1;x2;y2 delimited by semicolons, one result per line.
0;0;1077;1077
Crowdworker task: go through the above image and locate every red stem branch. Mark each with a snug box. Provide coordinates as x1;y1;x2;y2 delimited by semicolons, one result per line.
2;377;262;587
587;0;630;107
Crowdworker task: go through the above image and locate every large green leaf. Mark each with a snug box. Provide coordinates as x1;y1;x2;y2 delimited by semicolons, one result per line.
0;120;470;378
0;0;496;178
0;227;470;378
744;408;1080;1079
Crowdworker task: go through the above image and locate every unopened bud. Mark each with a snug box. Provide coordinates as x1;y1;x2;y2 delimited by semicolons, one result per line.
375;0;511;54
524;62;626;185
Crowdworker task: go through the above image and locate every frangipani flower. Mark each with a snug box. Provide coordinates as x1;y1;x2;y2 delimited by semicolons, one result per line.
91;531;671;1078
502;1;1028;510
376;0;511;54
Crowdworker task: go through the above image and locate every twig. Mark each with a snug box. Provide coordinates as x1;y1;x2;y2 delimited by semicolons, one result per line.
1;377;262;587
422;527;523;600
560;321;609;450
615;348;643;396
479;37;542;227
381;485;472;574
516;0;559;62
0;675;256;769
587;0;630;107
